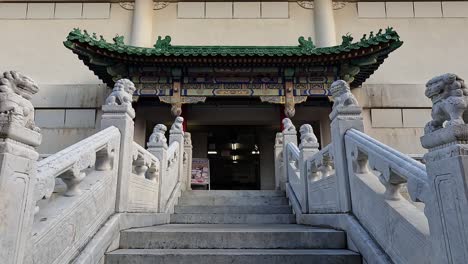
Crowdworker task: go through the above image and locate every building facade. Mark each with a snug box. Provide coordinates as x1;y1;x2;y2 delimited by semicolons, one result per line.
2;0;468;189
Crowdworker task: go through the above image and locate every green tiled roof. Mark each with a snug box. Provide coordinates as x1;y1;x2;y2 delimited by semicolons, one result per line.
64;27;402;57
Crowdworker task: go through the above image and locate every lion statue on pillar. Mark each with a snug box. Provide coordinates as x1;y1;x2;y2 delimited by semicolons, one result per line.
0;71;40;131
424;73;468;134
148;124;168;147
105;79;136;106
299;124;318;148
329;80;358;111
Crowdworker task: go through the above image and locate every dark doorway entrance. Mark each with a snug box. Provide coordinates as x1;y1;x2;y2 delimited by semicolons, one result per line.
196;125;262;190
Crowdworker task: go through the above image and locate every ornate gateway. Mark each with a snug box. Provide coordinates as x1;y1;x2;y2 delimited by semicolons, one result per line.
64;28;402;117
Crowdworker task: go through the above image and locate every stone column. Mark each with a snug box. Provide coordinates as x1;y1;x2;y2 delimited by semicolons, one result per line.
282;118;298;184
183;132;193;191
420;73;468;264
169;117;185;183
0;71;41;264
329;80;363;213
100;79;136;212
298;124;320;213
147;124;168;212
274;132;284;190
314;0;337;47
130;0;154;47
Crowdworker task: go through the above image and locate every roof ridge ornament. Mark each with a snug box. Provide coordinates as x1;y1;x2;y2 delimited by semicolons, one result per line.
154;36;172;51
298;36;315;52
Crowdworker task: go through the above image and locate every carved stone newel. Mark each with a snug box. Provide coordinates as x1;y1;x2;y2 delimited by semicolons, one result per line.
101;78;136;212
281;118;298;186
0;71;42;264
420;73;468;264
183;132;193;191
169;117;185;182
147;123;168;212
329;80;363;213
274;132;284;190
298;124;320;213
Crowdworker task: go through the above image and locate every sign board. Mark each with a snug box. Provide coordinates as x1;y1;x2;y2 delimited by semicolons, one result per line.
191;158;210;186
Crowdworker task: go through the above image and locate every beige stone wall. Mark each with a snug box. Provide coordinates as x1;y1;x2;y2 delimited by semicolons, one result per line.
2;2;467;154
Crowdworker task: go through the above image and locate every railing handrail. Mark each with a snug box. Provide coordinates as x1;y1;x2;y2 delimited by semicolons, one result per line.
308;144;332;163
345;128;429;201
286;142;300;160
167;141;180;158
132;141;159;165
35;126;120;202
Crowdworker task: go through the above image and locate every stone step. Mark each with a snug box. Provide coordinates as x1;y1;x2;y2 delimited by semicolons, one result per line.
120;224;346;249
177;196;289;206
174;205;292;214
106;249;361;264
170;214;296;224
183;190;286;197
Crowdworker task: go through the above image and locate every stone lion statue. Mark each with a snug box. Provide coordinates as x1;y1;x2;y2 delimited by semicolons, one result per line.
0;71;40;131
282;118;296;134
148;124;167;147
299;124;318;147
105;79;136;106
330;80;358;111
171;116;184;133
424;73;468;133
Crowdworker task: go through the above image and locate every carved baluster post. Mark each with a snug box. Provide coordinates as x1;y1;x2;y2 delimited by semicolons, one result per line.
299;124;320;213
0;71;41;264
100;79;136;212
169;117;185;184
183;132;193;191
282;118;298;185
420;73;468;264
274;132;284;190
147;124;168;212
329;80;364;213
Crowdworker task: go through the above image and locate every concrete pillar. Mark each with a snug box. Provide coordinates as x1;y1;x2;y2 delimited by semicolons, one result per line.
130;0;154;47
281;118;298;186
298;124;320;213
183;132;193;191
0;71;41;264
419;74;468;264
274;132;284;190
329;80;363;213
100;79;136;212
421;124;468;264
169;117;185;184
147;124;168;212
314;0;337;47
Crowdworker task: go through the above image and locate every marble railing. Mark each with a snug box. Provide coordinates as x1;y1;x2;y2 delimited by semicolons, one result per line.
275;77;468;264
344;129;431;264
306;144;337;213
128;142;160;212
285;142;304;211
32;126;121;264
0;75;192;264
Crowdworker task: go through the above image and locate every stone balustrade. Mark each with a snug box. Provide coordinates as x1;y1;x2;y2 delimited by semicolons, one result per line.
0;73;192;264
276;77;468;264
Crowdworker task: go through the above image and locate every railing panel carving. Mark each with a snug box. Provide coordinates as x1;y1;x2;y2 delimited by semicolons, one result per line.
35;127;120;210
345;128;431;264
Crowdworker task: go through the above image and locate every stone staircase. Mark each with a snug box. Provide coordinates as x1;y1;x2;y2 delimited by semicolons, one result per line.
106;190;361;263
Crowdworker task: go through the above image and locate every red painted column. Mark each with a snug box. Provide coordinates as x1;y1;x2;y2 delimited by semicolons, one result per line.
280;105;286;131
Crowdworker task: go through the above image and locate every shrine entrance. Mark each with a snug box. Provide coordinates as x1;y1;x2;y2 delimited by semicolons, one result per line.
65;28;403;190
193;125;262;190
